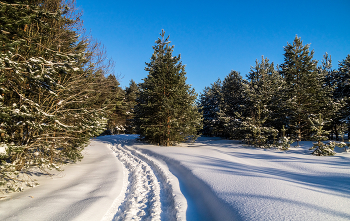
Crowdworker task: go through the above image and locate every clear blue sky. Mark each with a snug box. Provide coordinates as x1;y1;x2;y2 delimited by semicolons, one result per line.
76;0;350;94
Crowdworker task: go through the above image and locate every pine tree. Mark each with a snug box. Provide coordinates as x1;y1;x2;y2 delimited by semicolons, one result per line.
239;57;280;147
334;55;350;138
125;79;139;134
198;79;225;137
102;74;125;134
0;0;114;191
321;53;344;140
219;71;246;139
308;114;339;156
134;30;201;146
280;36;332;144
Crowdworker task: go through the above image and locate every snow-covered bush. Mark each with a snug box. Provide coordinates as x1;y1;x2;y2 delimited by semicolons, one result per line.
276;126;294;150
310;141;336;156
277;136;294;150
0;1;114;192
308;114;340;156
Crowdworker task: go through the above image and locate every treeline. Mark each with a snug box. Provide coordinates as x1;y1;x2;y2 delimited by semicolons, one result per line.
1;0;349;191
0;0;132;191
199;36;350;153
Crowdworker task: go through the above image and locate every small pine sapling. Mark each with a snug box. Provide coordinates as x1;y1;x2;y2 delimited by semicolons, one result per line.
277;125;294;150
309;114;335;156
241;107;278;148
337;124;349;152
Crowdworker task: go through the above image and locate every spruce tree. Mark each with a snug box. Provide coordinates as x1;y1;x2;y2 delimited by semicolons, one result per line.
219;70;247;139
102;74;125;134
125;79;139;134
134;30;201;146
280;36;332;144
239;57;280;147
0;0;114;191
334;55;350;138
198;79;225;137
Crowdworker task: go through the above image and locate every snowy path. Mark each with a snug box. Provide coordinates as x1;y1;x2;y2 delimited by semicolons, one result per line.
97;135;186;221
1;135;349;221
0;140;124;221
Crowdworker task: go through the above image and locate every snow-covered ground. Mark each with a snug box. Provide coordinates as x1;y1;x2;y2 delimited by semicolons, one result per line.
0;140;124;221
1;134;350;221
133;137;350;221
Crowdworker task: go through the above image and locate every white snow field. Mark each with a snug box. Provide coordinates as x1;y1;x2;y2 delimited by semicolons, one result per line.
0;140;124;221
1;134;350;221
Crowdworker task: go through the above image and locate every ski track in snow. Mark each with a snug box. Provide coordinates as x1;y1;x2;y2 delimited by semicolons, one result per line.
104;138;183;221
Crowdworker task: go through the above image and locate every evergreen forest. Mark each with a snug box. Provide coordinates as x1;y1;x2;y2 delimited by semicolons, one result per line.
0;0;133;191
199;36;350;153
1;0;349;192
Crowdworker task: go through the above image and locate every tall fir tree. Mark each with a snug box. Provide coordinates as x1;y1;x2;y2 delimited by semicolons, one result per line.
219;70;247;139
238;57;280;147
134;30;201;146
198;79;225;137
334;55;350;137
124;79;139;134
103;74;125;134
280;36;332;144
0;0;115;191
321;53;344;140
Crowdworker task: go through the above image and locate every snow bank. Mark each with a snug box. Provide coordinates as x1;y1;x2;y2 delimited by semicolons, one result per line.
1;135;349;221
0;144;6;154
0;140;124;221
134;137;350;221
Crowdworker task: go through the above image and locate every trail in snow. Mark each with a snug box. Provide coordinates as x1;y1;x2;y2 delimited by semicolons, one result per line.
111;142;162;220
4;134;347;221
97;135;186;221
0;140;124;221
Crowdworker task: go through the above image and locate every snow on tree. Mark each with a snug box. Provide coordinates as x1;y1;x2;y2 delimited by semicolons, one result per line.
198;79;226;137
134;30;202;146
0;0;115;192
279;36;333;145
307;114;347;156
333;55;350;138
238;57;280;147
124;80;139;134
219;71;247;139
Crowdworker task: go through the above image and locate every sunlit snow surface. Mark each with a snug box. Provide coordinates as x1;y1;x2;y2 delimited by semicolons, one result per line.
132;136;350;221
0;140;124;220
100;135;350;221
1;135;349;221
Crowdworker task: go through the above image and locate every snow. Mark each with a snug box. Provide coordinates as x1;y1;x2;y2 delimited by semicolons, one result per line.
0;140;124;220
133;137;350;221
1;135;349;221
98;135;186;221
0;144;6;154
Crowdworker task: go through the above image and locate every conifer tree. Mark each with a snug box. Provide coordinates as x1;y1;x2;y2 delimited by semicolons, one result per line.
0;0;115;191
125;79;139;134
198;79;225;137
219;71;247;139
334;55;350;137
308;114;338;156
321;53;344;140
103;74;125;134
134;30;201;146
280;36;332;144
239;57;280;147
